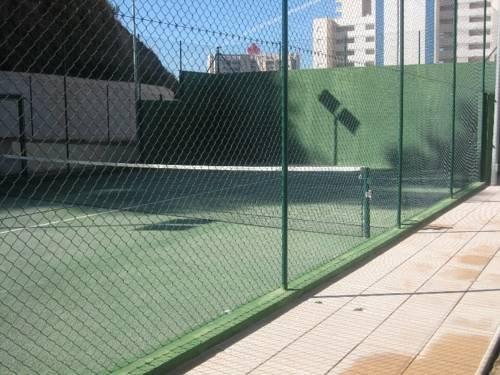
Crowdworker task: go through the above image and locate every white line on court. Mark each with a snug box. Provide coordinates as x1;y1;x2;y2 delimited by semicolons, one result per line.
1;155;362;172
0;154;364;235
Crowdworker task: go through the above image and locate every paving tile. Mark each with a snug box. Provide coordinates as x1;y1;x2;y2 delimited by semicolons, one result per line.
410;328;491;369
331;344;413;375
460;290;500;310
359;293;462;354
315;233;442;298
403;358;477;375
450;203;500;232
252;295;406;374
418;277;470;293
425;202;480;229
428;264;482;285
458;232;500;257
470;256;500;290
447;253;493;270
366;232;478;294
481;214;500;231
442;303;500;335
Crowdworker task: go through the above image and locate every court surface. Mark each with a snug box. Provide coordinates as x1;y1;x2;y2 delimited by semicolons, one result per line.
175;186;500;375
0;162;454;373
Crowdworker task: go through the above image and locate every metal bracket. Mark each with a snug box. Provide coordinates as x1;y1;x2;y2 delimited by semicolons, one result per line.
365;189;373;200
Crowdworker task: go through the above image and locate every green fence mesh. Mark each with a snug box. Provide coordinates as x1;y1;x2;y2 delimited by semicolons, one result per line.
0;0;496;373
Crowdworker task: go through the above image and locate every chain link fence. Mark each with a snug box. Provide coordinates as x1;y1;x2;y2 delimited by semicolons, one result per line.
0;0;497;373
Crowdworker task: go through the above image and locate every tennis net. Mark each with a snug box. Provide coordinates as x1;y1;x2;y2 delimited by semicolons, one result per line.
1;155;371;238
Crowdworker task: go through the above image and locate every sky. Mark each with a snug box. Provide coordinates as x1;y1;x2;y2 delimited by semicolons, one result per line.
111;0;338;75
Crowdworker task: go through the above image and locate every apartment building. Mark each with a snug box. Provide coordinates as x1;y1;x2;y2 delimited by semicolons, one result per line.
313;0;377;68
207;53;300;74
436;0;498;63
313;0;497;68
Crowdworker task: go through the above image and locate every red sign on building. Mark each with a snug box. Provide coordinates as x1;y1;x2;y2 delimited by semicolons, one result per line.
247;43;261;56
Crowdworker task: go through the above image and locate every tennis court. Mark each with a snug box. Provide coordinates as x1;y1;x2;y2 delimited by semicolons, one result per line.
1;154;459;373
0;0;494;371
0;156;403;373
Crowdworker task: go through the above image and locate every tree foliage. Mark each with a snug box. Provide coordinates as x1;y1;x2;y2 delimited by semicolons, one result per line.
0;0;177;91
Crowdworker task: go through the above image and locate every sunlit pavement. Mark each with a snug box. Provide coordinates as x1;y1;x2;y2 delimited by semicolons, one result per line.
180;187;500;375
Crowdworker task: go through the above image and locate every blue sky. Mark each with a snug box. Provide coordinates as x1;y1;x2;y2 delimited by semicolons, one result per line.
111;0;338;74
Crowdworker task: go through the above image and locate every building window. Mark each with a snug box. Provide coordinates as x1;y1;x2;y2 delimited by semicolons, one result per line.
366;48;375;55
366;36;375;42
362;0;372;16
339;25;355;32
365;61;374;66
440;5;453;11
365;23;374;30
439;32;452;37
470;16;491;23
469;43;490;50
469;29;490;36
468;56;483;62
336;37;355;44
470;1;490;9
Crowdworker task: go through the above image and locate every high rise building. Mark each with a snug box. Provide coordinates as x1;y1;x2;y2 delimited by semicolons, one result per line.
312;0;498;69
436;0;498;63
313;0;377;68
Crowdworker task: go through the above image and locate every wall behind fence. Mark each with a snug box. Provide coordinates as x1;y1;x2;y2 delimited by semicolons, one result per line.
140;71;282;165
140;62;494;169
0;71;174;175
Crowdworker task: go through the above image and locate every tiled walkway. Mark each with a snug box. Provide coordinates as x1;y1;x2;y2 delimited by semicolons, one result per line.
181;187;500;375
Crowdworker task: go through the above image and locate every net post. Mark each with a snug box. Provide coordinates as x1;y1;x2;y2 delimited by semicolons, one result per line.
280;0;289;291
397;0;404;228
450;0;458;198
362;167;371;239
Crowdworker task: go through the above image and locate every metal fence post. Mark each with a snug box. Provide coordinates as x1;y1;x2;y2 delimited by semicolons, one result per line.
17;97;27;176
397;0;404;228
106;84;110;143
344;34;348;66
450;0;458;198
179;40;183;74
281;0;289;290
482;0;487;95
132;0;139;103
491;15;500;185
418;30;421;65
28;75;33;136
63;67;69;171
63;4;70;171
481;0;488;176
215;46;221;74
